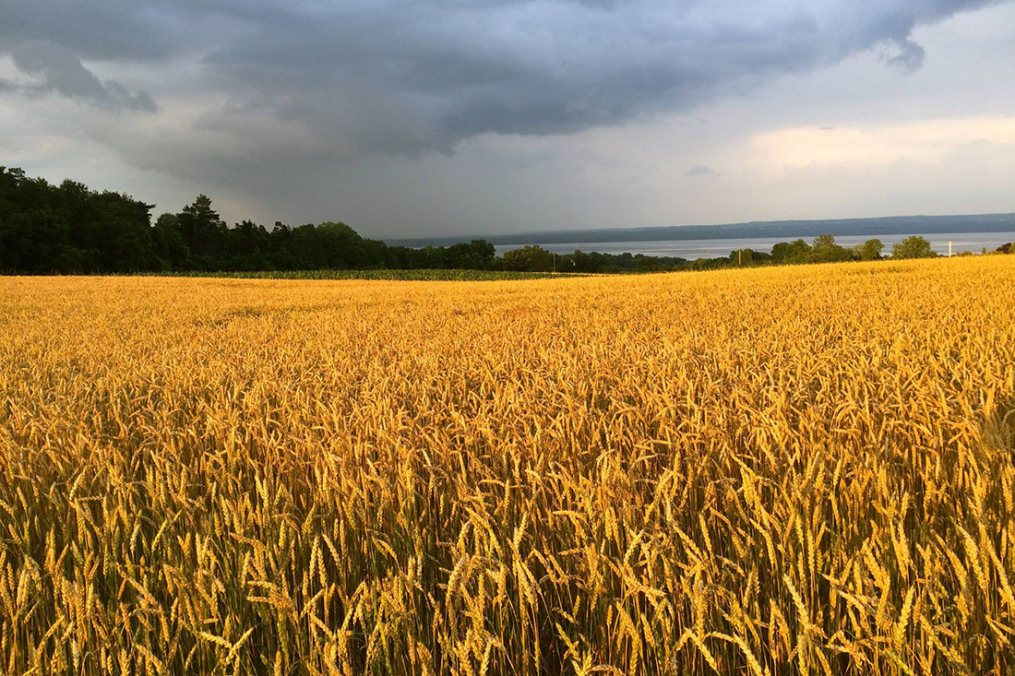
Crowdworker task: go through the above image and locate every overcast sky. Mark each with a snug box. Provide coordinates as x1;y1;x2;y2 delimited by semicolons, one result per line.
2;0;1013;238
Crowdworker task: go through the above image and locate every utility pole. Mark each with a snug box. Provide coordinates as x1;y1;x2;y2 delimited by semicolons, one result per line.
552;251;556;273
738;249;742;267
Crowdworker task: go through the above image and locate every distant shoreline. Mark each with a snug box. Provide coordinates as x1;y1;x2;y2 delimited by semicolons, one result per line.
388;213;1015;248
492;231;1013;259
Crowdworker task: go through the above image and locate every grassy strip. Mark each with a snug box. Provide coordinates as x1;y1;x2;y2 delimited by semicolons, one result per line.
141;268;578;281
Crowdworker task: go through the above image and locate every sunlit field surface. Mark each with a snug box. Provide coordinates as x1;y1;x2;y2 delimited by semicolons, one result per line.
2;257;1015;674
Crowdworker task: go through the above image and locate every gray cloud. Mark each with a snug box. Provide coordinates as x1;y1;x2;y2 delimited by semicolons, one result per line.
878;38;928;72
687;165;718;177
1;0;1012;237
6;40;157;112
0;2;183;61
0;0;1003;159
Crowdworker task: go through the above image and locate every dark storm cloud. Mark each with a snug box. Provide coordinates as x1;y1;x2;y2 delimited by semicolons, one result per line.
0;0;1006;157
0;1;188;61
8;41;157;112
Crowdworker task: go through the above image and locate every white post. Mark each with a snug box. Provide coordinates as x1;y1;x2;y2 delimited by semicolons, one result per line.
949;241;952;257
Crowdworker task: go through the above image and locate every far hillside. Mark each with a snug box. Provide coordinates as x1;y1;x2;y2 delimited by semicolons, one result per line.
393;213;1015;248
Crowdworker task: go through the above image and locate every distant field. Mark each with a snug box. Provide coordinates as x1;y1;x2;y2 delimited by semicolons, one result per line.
148;268;570;281
2;257;1014;674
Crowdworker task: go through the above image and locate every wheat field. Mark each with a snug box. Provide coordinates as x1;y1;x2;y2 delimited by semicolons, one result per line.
2;257;1014;674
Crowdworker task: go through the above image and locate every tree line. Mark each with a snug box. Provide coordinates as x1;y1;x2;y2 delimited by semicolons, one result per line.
0;168;502;274
1;166;1005;275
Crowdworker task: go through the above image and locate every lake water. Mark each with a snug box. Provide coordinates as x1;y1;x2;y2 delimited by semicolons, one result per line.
494;231;1015;259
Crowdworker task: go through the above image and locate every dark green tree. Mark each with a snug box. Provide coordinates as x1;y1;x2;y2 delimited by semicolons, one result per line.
177;195;227;268
0;166;154;273
227;220;274;270
152;214;189;270
809;234;851;263
770;239;812;264
812;234;836;249
502;245;554;272
857;238;885;261
892;236;936;259
444;240;496;269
